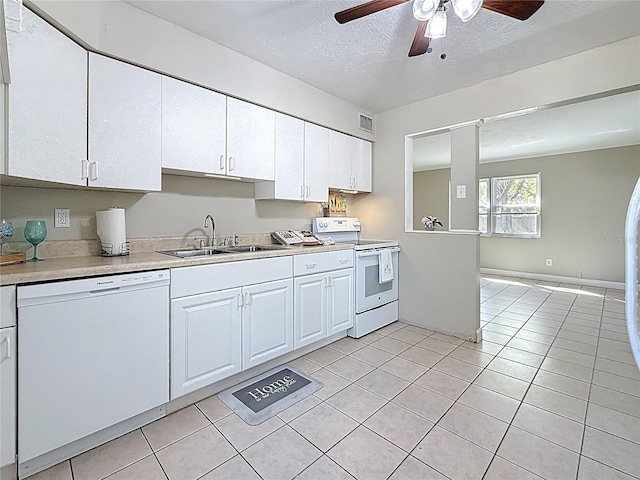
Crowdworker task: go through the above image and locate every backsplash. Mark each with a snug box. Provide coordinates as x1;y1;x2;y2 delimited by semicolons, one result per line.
0;233;277;259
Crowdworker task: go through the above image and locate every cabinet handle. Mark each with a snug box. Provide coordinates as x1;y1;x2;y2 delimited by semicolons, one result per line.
352;177;356;188
244;292;251;307
81;159;89;180
4;337;10;359
324;277;330;288
229;156;235;171
305;185;310;198
305;262;316;269
237;293;243;309
220;155;225;171
89;161;98;181
339;259;348;264
300;185;304;198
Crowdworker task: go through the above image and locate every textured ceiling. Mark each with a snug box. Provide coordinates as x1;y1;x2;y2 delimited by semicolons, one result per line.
412;89;640;170
126;0;640;114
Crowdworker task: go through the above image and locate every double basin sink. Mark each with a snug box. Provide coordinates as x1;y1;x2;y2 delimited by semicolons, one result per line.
157;244;290;258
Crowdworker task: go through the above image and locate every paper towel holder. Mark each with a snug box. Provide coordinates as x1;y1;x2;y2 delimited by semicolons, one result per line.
98;204;130;257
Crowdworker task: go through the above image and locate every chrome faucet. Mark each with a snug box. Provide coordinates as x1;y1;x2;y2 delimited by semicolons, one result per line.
204;215;216;247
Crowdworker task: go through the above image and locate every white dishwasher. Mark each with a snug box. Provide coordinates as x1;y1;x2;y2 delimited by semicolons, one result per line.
17;270;170;463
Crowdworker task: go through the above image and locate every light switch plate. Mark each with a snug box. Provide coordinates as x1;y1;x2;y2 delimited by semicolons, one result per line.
456;185;466;199
54;208;70;228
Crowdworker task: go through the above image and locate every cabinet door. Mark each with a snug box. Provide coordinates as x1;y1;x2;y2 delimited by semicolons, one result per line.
161;76;226;174
89;53;161;191
327;129;352;190
294;273;327;349
274;113;304;200
351;138;372;192
7;7;87;186
0;327;16;470
327;268;354;336
243;279;293;369
304;123;329;202
227;98;275;181
171;288;242;399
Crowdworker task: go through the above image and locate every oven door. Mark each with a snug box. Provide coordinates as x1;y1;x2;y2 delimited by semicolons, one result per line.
355;247;400;314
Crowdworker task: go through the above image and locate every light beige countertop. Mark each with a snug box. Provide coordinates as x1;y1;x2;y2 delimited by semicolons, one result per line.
0;243;354;286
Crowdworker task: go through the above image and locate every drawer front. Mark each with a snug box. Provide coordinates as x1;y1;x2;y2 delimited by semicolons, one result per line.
171;256;293;298
0;286;16;328
294;250;354;276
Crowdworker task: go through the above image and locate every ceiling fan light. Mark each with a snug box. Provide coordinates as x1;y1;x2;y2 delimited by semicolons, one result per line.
425;8;447;38
451;0;483;22
412;0;438;21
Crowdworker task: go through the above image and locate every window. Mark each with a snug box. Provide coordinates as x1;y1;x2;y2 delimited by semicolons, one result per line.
479;173;540;238
479;178;489;234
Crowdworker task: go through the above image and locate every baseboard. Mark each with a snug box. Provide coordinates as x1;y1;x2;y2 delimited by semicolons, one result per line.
481;268;625;291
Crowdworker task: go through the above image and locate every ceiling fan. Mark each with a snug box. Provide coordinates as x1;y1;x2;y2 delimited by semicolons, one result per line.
335;0;545;57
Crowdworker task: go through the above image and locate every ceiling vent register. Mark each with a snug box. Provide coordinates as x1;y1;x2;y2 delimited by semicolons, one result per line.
359;113;374;133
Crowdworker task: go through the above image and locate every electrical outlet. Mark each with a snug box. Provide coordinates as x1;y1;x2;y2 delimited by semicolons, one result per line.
546;259;553;267
54;208;70;228
576;271;583;278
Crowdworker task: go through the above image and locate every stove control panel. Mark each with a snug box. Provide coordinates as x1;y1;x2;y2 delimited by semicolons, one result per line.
312;217;361;234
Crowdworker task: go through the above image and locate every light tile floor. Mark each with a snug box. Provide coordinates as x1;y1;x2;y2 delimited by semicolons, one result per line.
30;275;640;480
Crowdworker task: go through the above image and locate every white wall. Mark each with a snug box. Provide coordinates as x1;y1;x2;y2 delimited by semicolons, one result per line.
480;145;640;283
413;145;640;283
353;36;640;338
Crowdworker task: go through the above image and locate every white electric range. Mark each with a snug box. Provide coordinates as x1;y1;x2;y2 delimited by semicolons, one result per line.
312;217;400;338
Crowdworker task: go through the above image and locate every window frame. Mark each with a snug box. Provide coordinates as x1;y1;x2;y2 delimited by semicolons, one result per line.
480;173;541;239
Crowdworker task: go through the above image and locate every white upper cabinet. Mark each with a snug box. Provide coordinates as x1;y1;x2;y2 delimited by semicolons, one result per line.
255;116;329;202
328;130;372;192
327;130;352;191
7;7;87;185
89;53;162;191
226;98;275;181
161;76;227;175
303;123;329;202
272;113;305;201
351;137;372;192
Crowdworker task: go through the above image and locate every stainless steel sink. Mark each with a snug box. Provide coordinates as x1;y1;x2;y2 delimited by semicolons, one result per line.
157;244;290;258
156;248;229;258
220;244;290;253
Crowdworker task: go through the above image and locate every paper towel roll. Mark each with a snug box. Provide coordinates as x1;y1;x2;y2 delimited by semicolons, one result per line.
96;207;127;255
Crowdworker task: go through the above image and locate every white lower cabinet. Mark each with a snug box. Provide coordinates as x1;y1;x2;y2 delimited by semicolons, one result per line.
242;279;293;369
294;251;354;349
0;286;16;478
169;257;294;400
327;268;354;336
294;273;327;349
171;277;293;399
171;288;243;399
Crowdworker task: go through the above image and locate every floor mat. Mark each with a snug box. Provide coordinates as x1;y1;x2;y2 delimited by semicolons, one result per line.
218;365;323;426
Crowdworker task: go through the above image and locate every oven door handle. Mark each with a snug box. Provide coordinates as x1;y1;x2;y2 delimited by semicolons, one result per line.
356;247;401;258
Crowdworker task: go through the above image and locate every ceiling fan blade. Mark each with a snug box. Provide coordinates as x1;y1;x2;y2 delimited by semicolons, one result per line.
408;21;430;57
335;0;409;24
482;0;545;21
